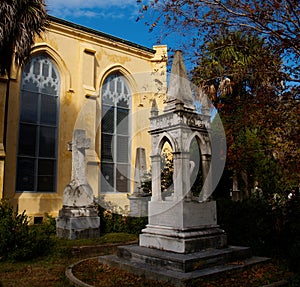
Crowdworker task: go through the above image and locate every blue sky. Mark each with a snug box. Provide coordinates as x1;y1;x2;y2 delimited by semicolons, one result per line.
45;0;165;50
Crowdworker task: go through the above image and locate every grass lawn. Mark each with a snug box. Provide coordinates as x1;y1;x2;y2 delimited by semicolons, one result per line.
0;233;137;287
0;232;298;287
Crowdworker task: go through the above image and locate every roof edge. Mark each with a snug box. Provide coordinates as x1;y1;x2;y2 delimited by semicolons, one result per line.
47;15;156;54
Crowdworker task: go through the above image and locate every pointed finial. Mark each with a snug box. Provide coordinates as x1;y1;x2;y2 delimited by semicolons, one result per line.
165;50;194;111
150;98;159;117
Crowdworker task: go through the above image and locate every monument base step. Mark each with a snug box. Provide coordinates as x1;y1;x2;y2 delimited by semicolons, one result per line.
98;244;270;287
140;226;227;253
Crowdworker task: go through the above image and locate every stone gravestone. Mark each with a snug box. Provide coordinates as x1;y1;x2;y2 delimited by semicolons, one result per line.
133;147;148;196
128;147;151;217
56;129;100;239
98;51;268;286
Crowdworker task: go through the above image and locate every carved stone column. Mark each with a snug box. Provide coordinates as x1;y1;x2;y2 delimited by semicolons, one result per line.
199;154;212;202
150;154;162;201
173;151;191;200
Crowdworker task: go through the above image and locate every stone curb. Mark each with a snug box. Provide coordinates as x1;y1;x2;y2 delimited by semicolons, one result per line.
67;256;290;287
65;241;138;287
66;257;96;287
70;240;138;256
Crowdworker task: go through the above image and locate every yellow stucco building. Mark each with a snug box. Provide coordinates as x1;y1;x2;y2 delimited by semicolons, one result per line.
0;16;167;221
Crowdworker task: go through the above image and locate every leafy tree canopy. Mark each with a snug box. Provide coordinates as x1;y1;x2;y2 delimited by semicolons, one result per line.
192;31;299;195
138;0;300;91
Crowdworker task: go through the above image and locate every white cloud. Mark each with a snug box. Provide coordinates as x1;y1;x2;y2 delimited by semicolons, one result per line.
46;0;138;19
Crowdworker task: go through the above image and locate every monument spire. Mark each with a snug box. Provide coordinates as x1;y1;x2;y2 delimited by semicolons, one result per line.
165;50;195;111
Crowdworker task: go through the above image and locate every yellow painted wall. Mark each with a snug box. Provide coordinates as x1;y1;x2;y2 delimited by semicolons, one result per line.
2;17;167;219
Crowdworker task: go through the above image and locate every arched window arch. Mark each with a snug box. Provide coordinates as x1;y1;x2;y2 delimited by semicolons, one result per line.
16;55;60;192
101;72;131;192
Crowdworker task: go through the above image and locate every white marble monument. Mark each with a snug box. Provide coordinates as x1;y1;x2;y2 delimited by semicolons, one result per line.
56;129;100;239
98;51;268;286
139;51;226;252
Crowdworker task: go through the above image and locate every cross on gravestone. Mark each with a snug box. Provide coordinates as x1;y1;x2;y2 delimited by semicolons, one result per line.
57;128;100;239
63;129;94;207
69;129;91;186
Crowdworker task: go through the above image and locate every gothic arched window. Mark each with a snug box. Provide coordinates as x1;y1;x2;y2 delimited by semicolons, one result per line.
101;73;131;192
16;55;60;192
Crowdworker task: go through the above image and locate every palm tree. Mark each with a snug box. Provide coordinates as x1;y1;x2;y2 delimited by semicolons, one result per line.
0;0;48;151
0;0;48;75
191;31;287;199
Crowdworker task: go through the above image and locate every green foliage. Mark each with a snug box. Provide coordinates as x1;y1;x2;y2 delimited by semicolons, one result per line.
100;210;147;235
160;146;174;193
191;31;299;197
138;0;300;86
95;203;147;235
0;199;55;261
217;198;275;256
217;196;300;272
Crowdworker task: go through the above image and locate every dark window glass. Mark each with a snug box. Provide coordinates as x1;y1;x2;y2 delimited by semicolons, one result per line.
18;124;36;156
116;164;129;192
20;91;38;123
101;163;114;192
102;105;114;133
40;95;57;125
101;134;114;162
38;159;55;175
117;108;129;135
42;62;49;77
39;127;56;157
117;136;129;163
16;158;35;191
38;175;54;191
33;61;40;75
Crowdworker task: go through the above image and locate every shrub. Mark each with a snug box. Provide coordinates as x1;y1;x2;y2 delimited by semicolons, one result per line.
0;199;55;261
217;198;275;256
217;196;300;273
100;207;147;235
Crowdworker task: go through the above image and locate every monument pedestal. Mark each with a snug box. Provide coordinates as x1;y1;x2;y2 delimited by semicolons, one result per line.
98;199;269;286
56;206;100;239
140;200;227;253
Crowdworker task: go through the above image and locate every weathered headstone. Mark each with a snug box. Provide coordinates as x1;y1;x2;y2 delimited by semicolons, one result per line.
133;147;147;196
56;129;100;239
128;147;150;217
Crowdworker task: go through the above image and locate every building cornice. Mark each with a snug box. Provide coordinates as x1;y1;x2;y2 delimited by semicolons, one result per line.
47;15;156;58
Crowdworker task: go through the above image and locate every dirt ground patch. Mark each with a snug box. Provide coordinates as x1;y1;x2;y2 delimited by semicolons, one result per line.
73;257;294;287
